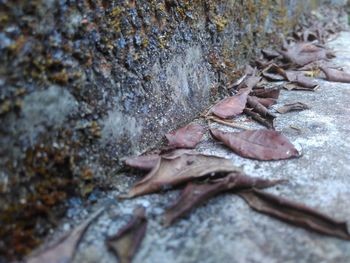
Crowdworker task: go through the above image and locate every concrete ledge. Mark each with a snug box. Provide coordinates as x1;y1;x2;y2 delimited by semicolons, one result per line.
0;1;347;260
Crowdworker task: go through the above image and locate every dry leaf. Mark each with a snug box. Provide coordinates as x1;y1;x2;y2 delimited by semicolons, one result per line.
277;102;310;114
125;151;240;198
255;97;277;108
239;189;350;240
27;207;104;263
125;154;160;171
125;150;196;171
165;124;205;149
243;108;275;130
209;89;250;119
286;71;319;89
164;173;286;226
250;88;280;99
106;206;147;263
280;42;329;66
261;49;281;60
247;96;276;119
241;76;261;90
210;128;300;161
283;83;319;91
262;64;288;81
320;66;350;83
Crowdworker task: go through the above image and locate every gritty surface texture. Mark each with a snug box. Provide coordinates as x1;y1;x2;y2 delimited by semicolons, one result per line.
3;1;345;260
33;31;350;263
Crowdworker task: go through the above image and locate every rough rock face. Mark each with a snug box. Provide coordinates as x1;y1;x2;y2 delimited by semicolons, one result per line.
0;0;345;260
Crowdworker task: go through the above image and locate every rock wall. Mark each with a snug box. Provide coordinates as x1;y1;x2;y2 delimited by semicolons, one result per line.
0;0;345;260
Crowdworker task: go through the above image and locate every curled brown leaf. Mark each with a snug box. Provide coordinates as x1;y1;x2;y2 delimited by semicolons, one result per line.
250;88;280;99
239;189;350;240
164;173;285;226
262;64;288;81
125;154;160;171
243;108;275;130
320;66;350;83
280;43;329;66
125;151;240;198
254;97;277;108
27;207;104;263
106;206;147;263
277;102;310;114
247;96;276;119
286;71;319;89
261;49;281;60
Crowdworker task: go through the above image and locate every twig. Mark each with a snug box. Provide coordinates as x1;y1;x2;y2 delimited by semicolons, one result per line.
206;116;250;130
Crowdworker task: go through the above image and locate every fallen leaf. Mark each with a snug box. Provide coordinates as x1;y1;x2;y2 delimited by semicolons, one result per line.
320;66;350;83
262;64;288;81
239;189;350;240
243;76;261;89
165;124;205;149
255;97;277;108
210;128;300;160
277;102;310;114
125;151;240;198
286;71;319;89
243;108;275;129
164;173;286;226
125;150;196;171
261;49;281;60
280;42;329;66
27;207;104;263
283;83;319;91
255;59;273;69
250;88;280;99
125;154;160;171
209;89;250;119
247;96;276;119
106;206;147;263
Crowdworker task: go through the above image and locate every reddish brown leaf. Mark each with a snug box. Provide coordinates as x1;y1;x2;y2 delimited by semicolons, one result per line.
286;71;319;89
125;154;160;171
239;189;350;240
27;208;104;263
164;173;286;226
243;108;275;130
250;88;280;99
209;89;250;119
255;59;273;69
320;66;350;83
125;149;196;171
228;67;259;90
261;49;281;60
255;97;277;108
243;76;261;90
247;96;276;119
277;102;310;114
125;151;240;198
262;64;288;81
280;43;329;66
283;83;319;91
165;124;205;149
210;128;300;161
106;206;147;263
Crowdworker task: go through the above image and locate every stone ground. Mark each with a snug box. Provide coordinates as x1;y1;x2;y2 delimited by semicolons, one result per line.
32;31;350;263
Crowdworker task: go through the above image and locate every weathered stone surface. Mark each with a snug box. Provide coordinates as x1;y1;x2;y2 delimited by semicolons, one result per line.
67;30;350;263
0;0;347;260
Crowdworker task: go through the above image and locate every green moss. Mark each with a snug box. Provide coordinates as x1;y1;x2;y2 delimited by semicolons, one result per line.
213;15;228;32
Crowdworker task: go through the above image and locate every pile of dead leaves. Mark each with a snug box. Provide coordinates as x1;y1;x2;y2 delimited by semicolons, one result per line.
27;22;350;263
